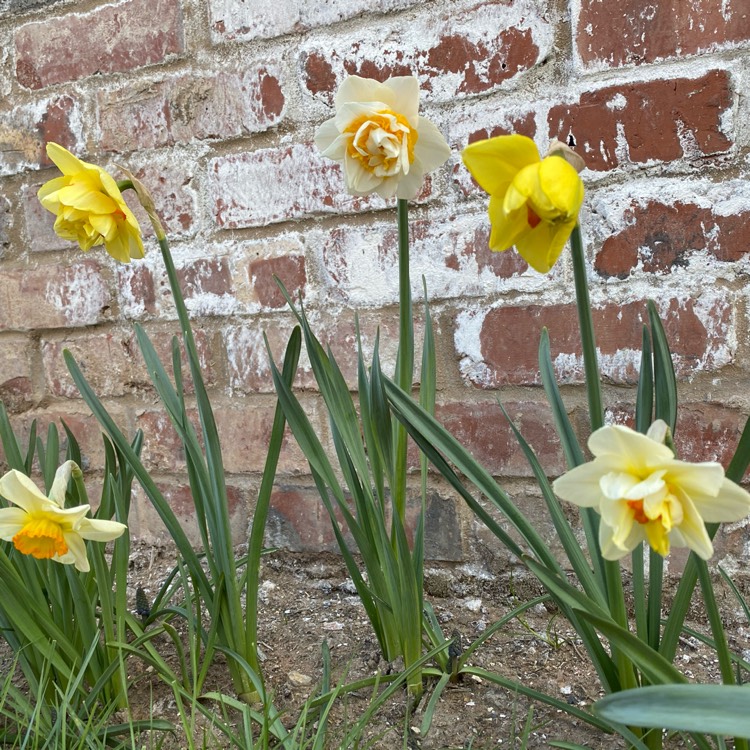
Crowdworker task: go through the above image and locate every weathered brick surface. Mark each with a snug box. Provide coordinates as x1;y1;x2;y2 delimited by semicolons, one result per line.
42;326;216;399
0;261;111;331
301;1;549;103
210;145;435;228
548;71;733;172
0;96;82;176
596;200;750;277
98;65;284;153
15;0;183;89
577;0;750;68
457;295;734;388
3;0;750;567
210;0;420;42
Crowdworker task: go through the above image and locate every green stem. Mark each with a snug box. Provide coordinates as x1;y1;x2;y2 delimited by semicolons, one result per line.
393;199;413;523
570;224;603;431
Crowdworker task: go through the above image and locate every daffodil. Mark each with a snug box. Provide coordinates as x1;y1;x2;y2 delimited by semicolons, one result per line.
0;462;126;572
552;420;750;560
461;134;585;273
315;75;450;200
38;143;145;263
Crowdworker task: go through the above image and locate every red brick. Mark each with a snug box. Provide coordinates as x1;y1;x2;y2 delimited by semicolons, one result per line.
249;254;306;310
11;408;125;472
42;326;216;399
301;2;546;103
15;0;183;89
0;260;111;331
459;296;733;387
135;481;248;546
548;71;733;172
210;144;434;228
129;162;198;237
177;257;234;302
596;200;750;278
0;337;33;413
0;195;10;254
136;407;198;472
576;0;750;68
0;96;81;176
210;0;421;42
115;264;157;319
98;65;284;153
436;400;566;477
266;485;339;552
215;403;315;475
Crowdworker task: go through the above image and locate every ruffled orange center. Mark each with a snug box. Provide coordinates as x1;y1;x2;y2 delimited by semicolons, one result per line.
13;518;68;559
345;108;418;177
627;499;650;525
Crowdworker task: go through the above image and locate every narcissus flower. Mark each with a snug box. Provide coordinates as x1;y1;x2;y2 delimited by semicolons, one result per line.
38;143;144;263
461;134;585;273
0;462;127;572
553;420;750;560
315;75;450;200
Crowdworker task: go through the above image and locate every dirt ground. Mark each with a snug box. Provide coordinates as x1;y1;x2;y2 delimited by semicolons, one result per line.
118;541;748;750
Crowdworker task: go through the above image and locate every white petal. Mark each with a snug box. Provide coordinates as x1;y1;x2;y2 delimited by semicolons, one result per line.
314;118;341;153
553;460;615;508
599;518;643;560
344;154;382;195
61;532;90;572
664;461;726;501
673;491;713;559
394;167;425;200
75;516;127;542
689;476;750;523
319;132;350;161
600;497;635;548
0;507;28;539
48;461;76;507
646;419;669;444
334;101;383;133
335;75;385;107
600;471;640;500
413;117;450;173
0;471;52;513
588;424;673;465
383;76;420;125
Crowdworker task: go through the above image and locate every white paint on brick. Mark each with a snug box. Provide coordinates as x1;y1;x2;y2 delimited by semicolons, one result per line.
45;263;109;326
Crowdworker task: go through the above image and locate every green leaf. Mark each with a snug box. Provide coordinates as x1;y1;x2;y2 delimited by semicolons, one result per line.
595;685;750;738
647;300;677;433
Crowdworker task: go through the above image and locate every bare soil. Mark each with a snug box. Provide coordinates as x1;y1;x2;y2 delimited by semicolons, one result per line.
118;541;749;750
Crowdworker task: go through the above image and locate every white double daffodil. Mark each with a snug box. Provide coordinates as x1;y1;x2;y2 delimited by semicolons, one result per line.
315;75;450;200
0;461;127;572
553;420;750;560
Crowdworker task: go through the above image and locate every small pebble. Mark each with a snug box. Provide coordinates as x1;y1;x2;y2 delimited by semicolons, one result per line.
464;597;482;612
288;671;312;687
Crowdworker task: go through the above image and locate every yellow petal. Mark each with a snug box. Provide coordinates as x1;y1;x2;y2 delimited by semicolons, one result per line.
513;221;560;273
462;135;540;195
45;143;88;176
487;195;527;252
75;516;127;542
0;470;52;514
0;507;28;539
537;157;585;218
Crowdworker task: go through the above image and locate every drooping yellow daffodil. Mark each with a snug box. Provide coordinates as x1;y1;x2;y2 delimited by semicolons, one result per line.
552;420;750;560
38;143;145;263
0;462;127;572
461;134;585;273
315;75;451;200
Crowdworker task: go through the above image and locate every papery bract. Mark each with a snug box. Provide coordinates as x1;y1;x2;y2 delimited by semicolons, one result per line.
0;462;126;572
461;134;584;273
315;75;450;200
552;420;750;560
38;143;145;263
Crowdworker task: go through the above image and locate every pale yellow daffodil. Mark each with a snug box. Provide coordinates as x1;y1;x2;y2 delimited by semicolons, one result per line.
38;143;145;263
0;462;127;572
553;420;750;560
461;134;585;273
315;75;450;200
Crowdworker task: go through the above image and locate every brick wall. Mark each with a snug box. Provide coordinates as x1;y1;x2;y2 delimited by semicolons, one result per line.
1;0;749;571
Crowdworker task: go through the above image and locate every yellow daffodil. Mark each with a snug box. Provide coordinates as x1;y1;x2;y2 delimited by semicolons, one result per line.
38;143;145;263
461;134;585;273
315;75;450;200
552;420;750;560
0;461;126;572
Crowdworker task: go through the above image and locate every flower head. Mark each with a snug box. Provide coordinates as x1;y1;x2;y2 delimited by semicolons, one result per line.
0;462;127;572
461;134;585;273
38;143;145;263
552;420;750;560
315;75;450;200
